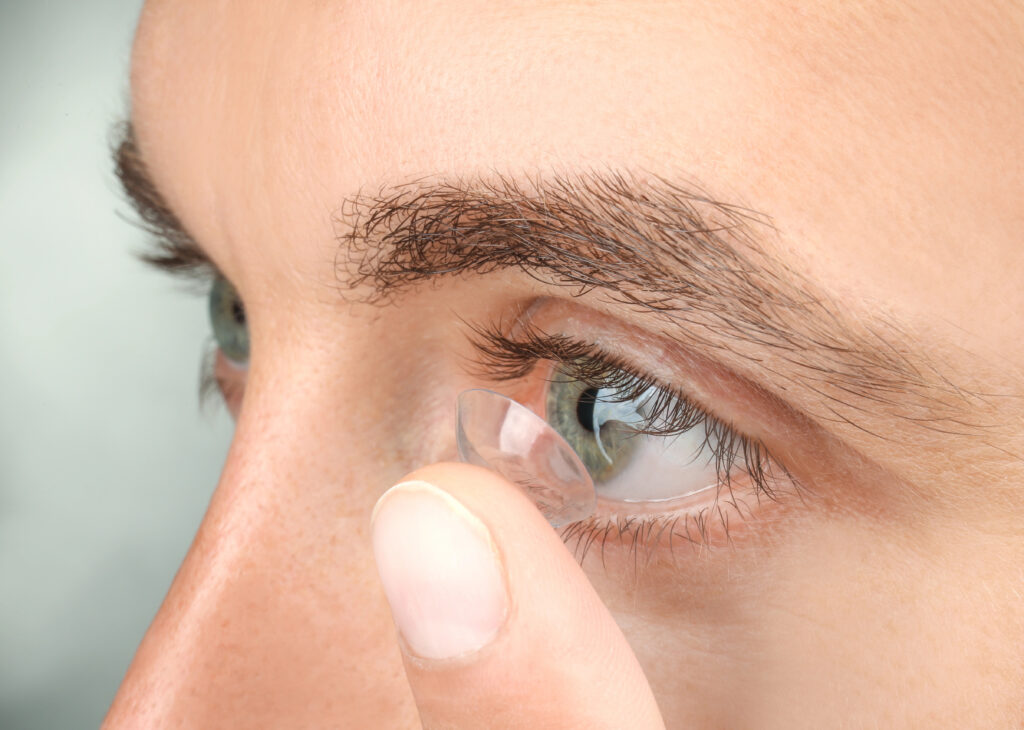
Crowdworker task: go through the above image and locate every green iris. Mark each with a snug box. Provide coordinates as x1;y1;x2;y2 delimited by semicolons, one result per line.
545;368;642;483
208;276;250;364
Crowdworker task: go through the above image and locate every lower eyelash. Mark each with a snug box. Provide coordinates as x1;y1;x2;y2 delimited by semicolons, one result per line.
199;340;220;408
558;484;768;568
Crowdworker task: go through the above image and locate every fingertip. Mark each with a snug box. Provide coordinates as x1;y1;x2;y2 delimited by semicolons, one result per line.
371;477;509;661
388;461;554;533
370;463;665;728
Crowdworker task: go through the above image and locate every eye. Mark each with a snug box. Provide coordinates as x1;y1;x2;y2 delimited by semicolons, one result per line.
544;365;729;503
466;308;791;552
545;371;641;483
208;276;250;366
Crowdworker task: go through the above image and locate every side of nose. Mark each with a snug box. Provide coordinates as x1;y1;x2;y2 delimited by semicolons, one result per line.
102;376;420;728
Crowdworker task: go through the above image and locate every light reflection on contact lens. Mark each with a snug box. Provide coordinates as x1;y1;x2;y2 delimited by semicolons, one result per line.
456;389;597;527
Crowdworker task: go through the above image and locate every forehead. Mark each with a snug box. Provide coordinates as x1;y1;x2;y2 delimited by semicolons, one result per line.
129;0;1023;343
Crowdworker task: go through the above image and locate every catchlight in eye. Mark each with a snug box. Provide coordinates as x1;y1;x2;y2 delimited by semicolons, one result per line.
456;389;597;527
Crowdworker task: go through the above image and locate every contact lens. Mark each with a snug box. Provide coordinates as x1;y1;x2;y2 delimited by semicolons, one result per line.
456;389;597;527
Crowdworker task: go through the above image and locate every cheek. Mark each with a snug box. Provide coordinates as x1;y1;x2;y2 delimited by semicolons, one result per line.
582;503;1024;727
740;516;1024;726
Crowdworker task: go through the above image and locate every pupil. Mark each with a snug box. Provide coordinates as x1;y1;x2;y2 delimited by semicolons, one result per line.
576;387;599;433
231;298;246;326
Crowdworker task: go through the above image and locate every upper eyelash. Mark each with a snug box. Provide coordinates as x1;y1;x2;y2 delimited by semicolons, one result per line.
139;240;215;279
467;319;786;503
135;234;220;302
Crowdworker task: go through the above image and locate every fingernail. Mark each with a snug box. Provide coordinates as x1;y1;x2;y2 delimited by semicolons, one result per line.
371;480;508;660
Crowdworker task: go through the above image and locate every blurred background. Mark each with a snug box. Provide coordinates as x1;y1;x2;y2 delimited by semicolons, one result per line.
0;2;234;727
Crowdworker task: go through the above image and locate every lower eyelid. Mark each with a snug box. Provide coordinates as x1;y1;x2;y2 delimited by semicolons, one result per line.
563;481;788;566
210;349;247;415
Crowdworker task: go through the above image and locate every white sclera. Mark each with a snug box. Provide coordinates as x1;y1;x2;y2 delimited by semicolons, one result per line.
456;389;597;527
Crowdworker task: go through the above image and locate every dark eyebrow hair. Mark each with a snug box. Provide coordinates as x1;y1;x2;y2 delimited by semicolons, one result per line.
112;120;987;439
338;173;990;437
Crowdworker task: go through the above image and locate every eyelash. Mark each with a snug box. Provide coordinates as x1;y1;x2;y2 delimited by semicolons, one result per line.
468;319;789;559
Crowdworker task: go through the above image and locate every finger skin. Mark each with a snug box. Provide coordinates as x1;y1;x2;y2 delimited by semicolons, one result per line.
381;462;666;730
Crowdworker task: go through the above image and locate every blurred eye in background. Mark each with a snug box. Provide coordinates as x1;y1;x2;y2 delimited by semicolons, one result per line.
208;276;249;366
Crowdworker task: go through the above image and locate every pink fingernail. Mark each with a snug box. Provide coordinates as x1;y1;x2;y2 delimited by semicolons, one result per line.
371;480;508;660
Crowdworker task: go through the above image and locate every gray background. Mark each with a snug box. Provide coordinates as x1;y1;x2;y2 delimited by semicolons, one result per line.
0;1;234;727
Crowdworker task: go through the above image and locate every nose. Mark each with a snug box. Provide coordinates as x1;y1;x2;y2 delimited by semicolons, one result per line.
102;360;422;728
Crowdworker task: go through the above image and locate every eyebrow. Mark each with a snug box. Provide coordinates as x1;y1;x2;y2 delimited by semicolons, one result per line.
114;122;985;438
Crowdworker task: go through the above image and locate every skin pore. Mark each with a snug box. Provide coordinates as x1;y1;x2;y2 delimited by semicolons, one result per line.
106;1;1024;727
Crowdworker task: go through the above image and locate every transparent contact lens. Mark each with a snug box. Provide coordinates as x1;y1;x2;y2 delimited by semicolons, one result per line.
456;389;597;527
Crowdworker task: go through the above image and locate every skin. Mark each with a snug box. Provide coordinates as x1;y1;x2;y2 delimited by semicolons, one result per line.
105;1;1024;727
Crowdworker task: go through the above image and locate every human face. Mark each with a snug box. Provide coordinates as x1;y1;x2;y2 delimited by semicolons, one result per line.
106;1;1024;727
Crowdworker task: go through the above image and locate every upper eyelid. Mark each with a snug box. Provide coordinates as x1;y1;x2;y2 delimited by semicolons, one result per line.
467;318;746;436
465;308;804;444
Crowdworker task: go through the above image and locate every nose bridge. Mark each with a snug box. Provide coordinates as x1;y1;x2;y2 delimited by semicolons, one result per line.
104;368;420;728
